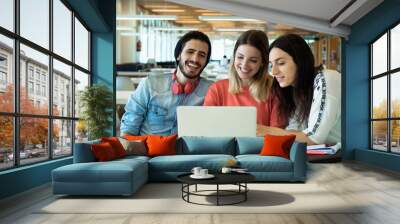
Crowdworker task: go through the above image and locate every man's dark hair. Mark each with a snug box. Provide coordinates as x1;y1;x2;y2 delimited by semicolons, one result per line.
174;31;211;65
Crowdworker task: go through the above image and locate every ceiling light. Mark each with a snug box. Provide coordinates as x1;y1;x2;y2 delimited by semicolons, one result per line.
117;26;135;31
214;28;249;32
201;13;230;16
120;32;140;36
195;9;215;13
154;27;198;31
151;9;185;13
199;16;261;22
142;4;180;9
178;16;195;19
175;20;202;24
117;15;177;21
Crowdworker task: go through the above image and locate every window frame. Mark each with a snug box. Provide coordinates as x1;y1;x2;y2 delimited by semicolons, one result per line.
370;19;400;154
0;0;92;171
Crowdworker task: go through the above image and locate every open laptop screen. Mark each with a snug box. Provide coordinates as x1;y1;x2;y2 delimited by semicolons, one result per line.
177;106;256;137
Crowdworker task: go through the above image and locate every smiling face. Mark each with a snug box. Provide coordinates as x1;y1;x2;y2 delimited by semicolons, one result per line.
234;44;262;84
269;47;298;87
177;39;209;79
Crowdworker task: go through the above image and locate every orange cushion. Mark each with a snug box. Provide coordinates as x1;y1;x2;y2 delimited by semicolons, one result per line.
124;135;148;142
260;134;296;159
101;137;127;158
146;134;177;157
91;142;117;161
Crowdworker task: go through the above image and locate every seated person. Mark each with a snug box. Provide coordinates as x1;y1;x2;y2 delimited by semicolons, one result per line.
257;34;341;147
203;30;286;128
120;31;213;136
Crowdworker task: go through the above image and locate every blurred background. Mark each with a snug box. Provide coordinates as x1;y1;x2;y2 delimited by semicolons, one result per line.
115;0;343;135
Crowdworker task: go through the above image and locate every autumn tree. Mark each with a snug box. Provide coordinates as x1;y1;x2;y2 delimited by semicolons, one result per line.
372;99;400;142
0;84;60;151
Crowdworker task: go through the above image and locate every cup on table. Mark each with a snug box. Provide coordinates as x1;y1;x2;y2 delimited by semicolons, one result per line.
221;167;232;174
191;167;202;176
199;168;208;176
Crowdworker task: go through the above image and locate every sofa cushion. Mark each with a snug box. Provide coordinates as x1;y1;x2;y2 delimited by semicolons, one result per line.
147;134;177;157
260;134;296;159
73;140;101;163
148;154;235;172
236;155;293;172
124;135;148;142
91;142;118;161
177;137;235;155
119;138;147;156
236;137;264;155
101;137;127;158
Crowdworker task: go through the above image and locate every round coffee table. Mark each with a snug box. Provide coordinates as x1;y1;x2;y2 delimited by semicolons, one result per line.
177;172;255;206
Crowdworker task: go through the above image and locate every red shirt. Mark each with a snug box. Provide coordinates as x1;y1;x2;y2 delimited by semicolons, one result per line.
203;79;286;128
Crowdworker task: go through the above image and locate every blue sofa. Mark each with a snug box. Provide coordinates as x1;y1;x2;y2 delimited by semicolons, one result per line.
52;137;306;196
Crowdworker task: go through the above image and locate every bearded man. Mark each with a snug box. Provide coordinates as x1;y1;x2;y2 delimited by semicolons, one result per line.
121;31;213;135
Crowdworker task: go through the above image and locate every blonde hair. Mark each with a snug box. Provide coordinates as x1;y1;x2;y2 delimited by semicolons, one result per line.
228;30;272;102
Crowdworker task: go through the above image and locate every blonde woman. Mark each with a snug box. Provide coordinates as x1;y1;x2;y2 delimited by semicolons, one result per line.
204;30;286;128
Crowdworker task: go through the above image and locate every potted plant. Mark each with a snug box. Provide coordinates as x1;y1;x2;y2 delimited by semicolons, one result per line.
79;84;113;140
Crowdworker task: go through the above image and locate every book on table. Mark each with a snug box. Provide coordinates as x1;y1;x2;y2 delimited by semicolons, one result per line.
306;143;341;155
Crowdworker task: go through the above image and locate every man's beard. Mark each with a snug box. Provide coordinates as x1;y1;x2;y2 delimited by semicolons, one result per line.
178;60;204;80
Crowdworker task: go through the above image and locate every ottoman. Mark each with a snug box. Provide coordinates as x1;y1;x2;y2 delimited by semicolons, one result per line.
52;156;148;196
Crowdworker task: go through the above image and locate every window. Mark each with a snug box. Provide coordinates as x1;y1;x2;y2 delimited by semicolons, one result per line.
0;35;13;113
0;54;7;86
35;70;41;81
28;81;34;94
42;85;46;97
370;23;400;154
28;67;34;80
0;0;14;32
0;54;7;67
20;0;49;49
35;83;40;95
53;59;72;117
0;71;6;85
74;17;89;70
0;0;91;170
53;0;72;60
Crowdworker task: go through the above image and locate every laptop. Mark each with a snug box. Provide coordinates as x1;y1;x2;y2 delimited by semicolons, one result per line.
177;106;256;137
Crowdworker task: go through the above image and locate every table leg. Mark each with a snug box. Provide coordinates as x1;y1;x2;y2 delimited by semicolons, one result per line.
217;184;220;206
245;183;247;201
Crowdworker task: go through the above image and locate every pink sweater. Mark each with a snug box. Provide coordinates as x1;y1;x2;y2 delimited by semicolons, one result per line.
203;79;286;128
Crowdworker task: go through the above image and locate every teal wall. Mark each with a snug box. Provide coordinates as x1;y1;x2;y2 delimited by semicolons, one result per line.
0;158;72;199
0;0;116;200
91;0;116;136
344;0;400;171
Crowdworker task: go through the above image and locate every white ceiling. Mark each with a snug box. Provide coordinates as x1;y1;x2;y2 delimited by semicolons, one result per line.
168;0;384;38
228;0;352;21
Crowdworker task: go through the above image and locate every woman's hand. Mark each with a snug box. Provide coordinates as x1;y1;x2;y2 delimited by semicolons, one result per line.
256;125;288;136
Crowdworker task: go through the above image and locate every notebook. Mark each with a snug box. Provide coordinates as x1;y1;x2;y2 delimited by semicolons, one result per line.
177;106;256;137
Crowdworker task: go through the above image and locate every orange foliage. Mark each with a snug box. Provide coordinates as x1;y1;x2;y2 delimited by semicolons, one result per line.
0;84;60;149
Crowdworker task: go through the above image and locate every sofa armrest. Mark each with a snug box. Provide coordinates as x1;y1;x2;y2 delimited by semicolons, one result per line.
73;140;100;163
289;142;307;181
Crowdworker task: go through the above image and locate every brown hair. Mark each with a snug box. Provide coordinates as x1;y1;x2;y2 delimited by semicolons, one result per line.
228;30;272;102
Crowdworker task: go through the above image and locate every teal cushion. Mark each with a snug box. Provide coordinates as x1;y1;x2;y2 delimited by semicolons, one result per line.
177;136;235;155
73;139;101;163
236;137;264;155
52;158;147;183
149;154;235;172
236;155;293;172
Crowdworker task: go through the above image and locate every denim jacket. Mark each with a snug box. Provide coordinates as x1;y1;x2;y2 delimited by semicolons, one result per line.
120;72;212;136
